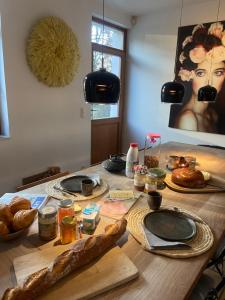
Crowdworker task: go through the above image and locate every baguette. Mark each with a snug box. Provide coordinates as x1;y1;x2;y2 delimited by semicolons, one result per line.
2;219;127;300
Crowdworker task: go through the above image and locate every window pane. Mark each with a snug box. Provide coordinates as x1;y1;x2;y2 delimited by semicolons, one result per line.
91;51;121;120
91;21;124;50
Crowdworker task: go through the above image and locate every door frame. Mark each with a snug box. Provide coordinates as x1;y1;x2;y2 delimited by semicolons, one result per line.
91;17;127;163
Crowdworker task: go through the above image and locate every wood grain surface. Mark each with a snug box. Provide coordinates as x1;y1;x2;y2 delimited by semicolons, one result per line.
13;246;138;299
1;142;225;300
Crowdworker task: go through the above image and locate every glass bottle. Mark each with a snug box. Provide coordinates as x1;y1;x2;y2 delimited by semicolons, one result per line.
38;206;57;241
125;143;139;178
144;133;161;169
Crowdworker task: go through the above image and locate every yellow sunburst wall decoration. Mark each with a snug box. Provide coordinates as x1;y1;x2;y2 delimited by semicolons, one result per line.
27;16;80;87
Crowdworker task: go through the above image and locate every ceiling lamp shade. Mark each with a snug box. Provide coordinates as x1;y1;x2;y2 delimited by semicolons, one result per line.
84;68;120;104
197;0;220;103
161;0;184;104
198;85;217;102
83;0;120;104
161;81;184;103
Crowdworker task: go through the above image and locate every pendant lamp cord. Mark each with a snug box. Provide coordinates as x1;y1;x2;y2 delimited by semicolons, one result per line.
101;0;105;69
209;0;221;86
174;0;184;78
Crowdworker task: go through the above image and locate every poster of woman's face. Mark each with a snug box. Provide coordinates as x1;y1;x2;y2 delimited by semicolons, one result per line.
169;21;225;134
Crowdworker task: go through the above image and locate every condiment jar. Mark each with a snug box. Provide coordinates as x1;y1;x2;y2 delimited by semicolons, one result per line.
38;206;57;241
134;165;148;191
148;168;167;189
144;133;161;169
60;216;77;244
145;173;157;193
58;199;74;225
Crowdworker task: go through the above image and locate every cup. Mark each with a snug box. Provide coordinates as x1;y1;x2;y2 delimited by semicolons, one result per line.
147;191;162;210
81;179;94;196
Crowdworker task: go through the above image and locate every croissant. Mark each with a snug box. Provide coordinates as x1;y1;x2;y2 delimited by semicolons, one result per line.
0;204;13;226
2;219;127;300
12;209;37;231
0;220;9;236
9;197;31;215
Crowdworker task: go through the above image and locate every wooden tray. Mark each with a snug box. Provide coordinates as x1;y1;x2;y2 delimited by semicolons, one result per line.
13;246;138;300
165;174;225;193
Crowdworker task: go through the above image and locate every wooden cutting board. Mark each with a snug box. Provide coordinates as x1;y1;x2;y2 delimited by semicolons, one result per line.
165;174;225;193
13;246;138;300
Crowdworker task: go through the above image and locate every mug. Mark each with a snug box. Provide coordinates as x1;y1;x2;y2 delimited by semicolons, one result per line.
147;191;162;210
81;179;94;196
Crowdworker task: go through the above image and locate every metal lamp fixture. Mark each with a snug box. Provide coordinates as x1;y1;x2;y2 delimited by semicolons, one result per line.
197;0;221;102
161;0;184;103
83;0;120;104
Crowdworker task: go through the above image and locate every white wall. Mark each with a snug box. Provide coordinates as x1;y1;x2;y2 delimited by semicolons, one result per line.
0;0;130;194
123;0;225;151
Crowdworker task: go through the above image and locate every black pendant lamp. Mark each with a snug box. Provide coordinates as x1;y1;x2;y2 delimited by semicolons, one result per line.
161;0;184;104
83;0;120;104
198;0;221;102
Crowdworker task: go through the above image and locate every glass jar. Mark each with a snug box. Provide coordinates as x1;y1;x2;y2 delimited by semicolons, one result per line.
134;165;148;191
144;173;157;193
144;133;161;169
58;199;74;225
38;206;57;241
60;216;77;244
148;168;167;189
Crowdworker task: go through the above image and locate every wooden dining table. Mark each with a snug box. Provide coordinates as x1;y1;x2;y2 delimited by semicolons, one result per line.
1;141;225;300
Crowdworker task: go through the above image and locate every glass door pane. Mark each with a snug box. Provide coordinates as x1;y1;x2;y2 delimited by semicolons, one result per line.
91;52;121;120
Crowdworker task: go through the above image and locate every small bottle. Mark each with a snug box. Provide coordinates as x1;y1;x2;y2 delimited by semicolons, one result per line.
125;143;139;178
58;199;74;225
60;216;77;244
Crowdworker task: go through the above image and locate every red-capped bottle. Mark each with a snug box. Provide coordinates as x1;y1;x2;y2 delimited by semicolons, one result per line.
125;143;139;178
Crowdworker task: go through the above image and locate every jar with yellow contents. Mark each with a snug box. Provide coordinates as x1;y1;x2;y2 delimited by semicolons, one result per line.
60;216;77;244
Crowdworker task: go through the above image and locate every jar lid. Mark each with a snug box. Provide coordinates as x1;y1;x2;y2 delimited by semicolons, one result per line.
147;133;161;139
58;199;73;208
38;206;57;218
148;168;166;178
61;216;76;226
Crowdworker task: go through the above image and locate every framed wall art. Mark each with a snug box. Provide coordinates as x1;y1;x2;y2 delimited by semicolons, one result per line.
169;21;225;134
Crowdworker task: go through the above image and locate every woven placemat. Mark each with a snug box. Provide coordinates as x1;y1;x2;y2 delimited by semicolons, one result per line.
126;206;214;258
45;175;108;201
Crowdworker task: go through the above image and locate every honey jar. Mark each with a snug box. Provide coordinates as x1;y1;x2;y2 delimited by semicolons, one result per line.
60;216;77;244
58;199;74;225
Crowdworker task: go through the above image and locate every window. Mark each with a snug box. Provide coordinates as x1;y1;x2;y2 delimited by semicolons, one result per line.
0;16;9;138
91;17;126;120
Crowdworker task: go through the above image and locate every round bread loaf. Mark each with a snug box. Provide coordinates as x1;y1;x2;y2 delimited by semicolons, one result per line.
171;168;206;188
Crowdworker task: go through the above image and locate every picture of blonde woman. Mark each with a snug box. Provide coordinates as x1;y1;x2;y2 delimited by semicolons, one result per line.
169;22;225;134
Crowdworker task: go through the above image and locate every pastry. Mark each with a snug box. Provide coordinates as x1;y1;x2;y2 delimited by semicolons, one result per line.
0;204;13;226
0;220;9;236
12;209;37;231
171;168;206;188
2;219;127;300
9;197;31;215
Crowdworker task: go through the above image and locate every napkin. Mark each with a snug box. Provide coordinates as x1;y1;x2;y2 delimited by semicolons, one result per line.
142;226;191;250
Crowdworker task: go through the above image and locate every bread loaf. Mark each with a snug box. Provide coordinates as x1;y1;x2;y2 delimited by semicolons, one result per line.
171;168;206;188
0;205;13;226
12;209;37;231
9;197;31;215
2;219;127;300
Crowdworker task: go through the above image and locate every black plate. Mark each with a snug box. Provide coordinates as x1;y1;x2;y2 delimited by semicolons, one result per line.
143;210;196;241
60;175;96;193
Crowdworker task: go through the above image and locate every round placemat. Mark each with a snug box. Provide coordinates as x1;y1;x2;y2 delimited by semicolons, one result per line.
126;206;214;258
45;175;108;201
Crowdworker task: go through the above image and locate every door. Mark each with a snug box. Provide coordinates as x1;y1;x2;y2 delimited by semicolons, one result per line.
91;18;127;164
